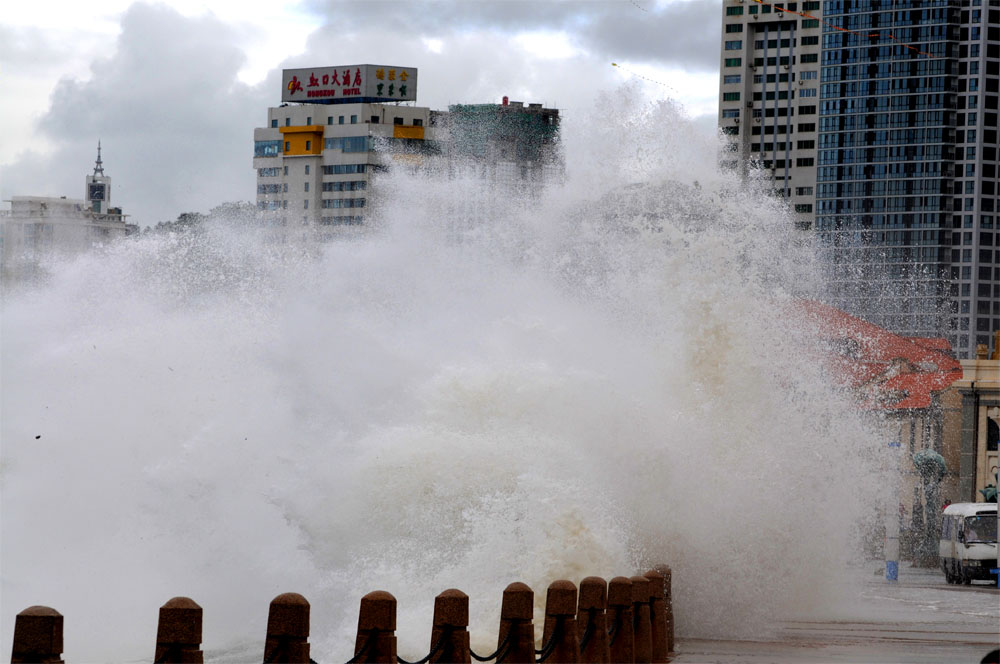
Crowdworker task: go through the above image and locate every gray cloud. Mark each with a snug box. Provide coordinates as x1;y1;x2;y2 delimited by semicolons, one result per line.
302;0;722;72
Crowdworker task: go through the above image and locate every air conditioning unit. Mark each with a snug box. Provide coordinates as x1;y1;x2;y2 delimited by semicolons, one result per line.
734;117;740;123
799;79;804;85
755;117;762;123
747;101;754;107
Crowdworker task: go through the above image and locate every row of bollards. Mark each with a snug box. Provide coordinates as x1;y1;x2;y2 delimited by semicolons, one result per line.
10;566;674;664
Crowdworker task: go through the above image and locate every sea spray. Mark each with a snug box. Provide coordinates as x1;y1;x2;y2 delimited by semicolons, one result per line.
1;89;886;662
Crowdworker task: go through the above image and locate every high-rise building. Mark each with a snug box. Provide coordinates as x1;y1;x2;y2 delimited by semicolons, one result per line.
435;99;562;186
718;0;825;230
719;0;1000;358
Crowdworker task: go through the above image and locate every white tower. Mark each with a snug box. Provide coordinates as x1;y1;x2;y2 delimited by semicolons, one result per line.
85;141;111;213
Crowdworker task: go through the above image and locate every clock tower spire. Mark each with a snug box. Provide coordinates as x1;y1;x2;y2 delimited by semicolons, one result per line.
86;140;111;213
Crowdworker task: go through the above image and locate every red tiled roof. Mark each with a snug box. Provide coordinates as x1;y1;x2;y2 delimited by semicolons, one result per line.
789;300;962;410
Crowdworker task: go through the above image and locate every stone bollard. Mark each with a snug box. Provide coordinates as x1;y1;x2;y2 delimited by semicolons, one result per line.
429;589;471;664
643;571;668;663
540;580;580;664
263;593;311;663
154;597;204;664
630;576;652;663
576;577;610;664
497;582;535;664
606;577;634;664
654;565;674;653
11;606;64;664
355;591;397;664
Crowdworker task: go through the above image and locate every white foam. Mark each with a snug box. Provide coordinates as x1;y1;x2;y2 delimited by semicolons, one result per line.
1;90;886;662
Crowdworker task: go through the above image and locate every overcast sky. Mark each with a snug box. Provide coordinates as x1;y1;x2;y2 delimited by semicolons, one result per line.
1;0;722;225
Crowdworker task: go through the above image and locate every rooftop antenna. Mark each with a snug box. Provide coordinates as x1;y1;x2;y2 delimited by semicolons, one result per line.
93;140;104;176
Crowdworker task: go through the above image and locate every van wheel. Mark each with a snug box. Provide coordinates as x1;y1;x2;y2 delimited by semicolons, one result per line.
960;565;972;585
943;563;955;583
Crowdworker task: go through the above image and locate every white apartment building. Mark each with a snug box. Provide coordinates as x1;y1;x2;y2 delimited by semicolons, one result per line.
718;0;824;230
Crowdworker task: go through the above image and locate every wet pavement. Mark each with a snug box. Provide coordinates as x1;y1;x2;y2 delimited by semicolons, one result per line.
674;567;999;663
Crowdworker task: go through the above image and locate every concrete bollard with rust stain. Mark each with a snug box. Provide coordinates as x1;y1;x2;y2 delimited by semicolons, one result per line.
540;580;580;664
496;582;535;664
654;565;674;654
11;606;64;664
606;577;634;664
263;593;310;663
154;597;204;664
643;570;669;663
630;576;652;663
355;591;397;664
576;577;610;664
429;589;471;664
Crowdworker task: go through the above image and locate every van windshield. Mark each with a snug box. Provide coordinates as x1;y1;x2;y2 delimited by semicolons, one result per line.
964;515;998;543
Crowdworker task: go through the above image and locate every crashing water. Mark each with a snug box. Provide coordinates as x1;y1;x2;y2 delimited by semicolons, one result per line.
1;90;887;662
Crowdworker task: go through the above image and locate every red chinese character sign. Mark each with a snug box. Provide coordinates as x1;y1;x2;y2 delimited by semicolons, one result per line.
281;65;418;103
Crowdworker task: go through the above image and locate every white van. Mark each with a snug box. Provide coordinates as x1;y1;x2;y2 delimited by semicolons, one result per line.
939;502;998;584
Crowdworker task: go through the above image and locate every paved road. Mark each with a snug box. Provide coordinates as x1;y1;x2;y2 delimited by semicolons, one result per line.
674;567;999;663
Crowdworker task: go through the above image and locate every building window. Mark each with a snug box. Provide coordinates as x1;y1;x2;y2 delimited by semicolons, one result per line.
726;6;743;15
254;140;282;157
414;118;423;126
722;109;740;118
801;19;819;28
304;182;309;192
725;40;743;51
283;183;288;193
394;117;404;124
328;116;333;125
723;74;741;84
801;36;819;46
801;53;818;63
339;116;345;125
723;92;741;102
371;116;380;123
284;141;290;152
305;165;310;175
283;166;288;176
271;119;278;128
305;140;311;151
794;204;813;213
799;88;817;97
724;58;742;68
351;115;358;124
726;23;743;33
304;200;309;209
285;118;291;127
